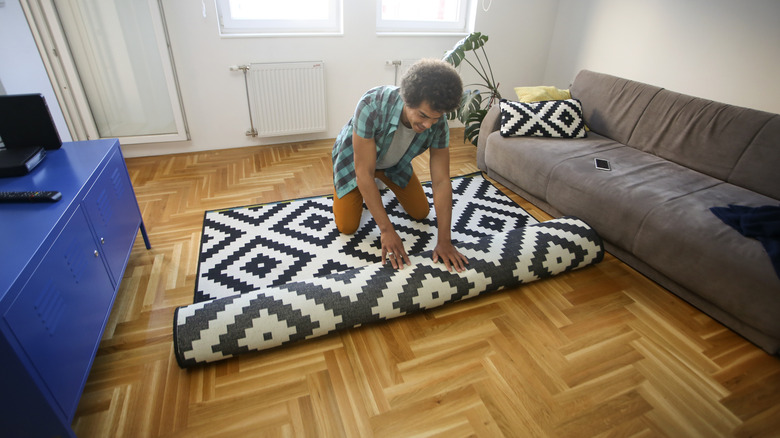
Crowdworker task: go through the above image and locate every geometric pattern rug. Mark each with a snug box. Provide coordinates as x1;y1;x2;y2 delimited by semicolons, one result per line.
174;175;605;367
194;173;537;302
174;215;604;367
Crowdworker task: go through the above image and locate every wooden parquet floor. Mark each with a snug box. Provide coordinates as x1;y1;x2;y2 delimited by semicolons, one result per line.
72;129;780;437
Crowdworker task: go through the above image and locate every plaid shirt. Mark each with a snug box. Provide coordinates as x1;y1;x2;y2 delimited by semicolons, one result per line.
332;85;449;198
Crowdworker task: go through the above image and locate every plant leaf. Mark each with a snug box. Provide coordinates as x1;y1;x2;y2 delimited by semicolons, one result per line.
442;47;465;67
458;90;482;124
443;32;488;67
464;108;488;145
469;32;488;50
465;108;487;125
443;32;494;145
464;123;480;145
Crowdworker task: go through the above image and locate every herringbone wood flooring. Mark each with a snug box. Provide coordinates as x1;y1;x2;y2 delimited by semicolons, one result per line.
71;129;780;437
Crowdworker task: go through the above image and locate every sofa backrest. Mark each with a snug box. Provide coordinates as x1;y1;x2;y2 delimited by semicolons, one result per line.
571;69;779;200
729;115;780;200
569;70;662;145
628;88;776;184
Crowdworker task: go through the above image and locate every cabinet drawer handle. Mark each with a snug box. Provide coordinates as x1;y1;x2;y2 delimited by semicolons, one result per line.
94;250;99;257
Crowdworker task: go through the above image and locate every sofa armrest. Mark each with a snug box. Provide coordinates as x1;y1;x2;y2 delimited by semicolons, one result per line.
477;104;502;171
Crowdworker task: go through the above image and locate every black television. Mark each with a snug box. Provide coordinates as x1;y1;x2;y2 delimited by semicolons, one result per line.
0;94;62;151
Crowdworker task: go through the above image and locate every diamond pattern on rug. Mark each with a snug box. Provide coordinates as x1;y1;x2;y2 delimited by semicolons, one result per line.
194;173;536;302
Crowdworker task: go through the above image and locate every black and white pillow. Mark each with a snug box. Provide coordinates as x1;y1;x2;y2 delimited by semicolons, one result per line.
499;98;587;138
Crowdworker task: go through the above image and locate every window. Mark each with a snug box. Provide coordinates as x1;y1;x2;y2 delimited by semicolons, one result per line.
377;0;474;35
216;0;342;36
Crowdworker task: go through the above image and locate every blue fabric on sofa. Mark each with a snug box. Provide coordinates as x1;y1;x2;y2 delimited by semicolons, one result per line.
711;204;780;278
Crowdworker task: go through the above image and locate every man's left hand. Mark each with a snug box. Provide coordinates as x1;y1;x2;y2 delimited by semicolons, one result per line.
432;241;469;273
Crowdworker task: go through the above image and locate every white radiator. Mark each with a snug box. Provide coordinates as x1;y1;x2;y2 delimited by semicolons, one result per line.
243;61;327;137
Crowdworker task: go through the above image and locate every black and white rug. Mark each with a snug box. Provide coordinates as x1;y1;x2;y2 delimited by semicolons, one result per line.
175;216;605;367
194;173;536;302
174;174;605;367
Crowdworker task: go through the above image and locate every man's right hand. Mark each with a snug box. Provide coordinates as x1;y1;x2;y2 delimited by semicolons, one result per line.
353;131;409;270
381;228;411;269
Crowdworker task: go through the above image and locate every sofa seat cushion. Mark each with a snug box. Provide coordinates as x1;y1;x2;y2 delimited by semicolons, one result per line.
483;131;623;202
544;147;722;251
633;184;780;338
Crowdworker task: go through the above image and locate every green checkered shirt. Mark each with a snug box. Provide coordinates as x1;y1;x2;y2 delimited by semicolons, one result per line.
332;85;449;198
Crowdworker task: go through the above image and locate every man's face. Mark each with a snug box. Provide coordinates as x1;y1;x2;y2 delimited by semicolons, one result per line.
403;100;445;134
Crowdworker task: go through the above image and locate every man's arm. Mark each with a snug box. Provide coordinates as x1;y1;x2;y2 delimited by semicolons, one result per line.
353;131;411;269
430;146;468;272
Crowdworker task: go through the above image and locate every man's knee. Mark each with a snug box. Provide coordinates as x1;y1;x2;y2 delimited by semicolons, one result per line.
336;216;360;235
407;201;430;221
333;188;363;235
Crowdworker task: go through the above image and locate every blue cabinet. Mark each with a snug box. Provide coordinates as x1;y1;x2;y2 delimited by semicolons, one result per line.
0;139;150;437
82;149;146;284
5;207;115;418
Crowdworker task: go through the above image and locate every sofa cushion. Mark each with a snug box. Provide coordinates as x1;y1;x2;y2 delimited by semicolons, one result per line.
544;147;721;251
483;131;623;202
627;89;776;182
499;99;587;138
729;115;780;200
569;70;662;145
632;183;780;338
514;86;571;102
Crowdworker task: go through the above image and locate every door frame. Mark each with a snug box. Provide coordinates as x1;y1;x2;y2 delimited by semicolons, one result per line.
19;0;189;144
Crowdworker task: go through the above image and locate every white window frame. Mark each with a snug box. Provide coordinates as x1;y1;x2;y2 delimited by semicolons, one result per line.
376;0;475;35
216;0;343;37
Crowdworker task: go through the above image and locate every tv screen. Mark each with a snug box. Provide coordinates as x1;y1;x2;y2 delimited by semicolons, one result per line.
0;94;62;151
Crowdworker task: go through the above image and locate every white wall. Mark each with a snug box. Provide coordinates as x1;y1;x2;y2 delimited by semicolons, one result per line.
544;0;780;114
0;0;71;141
0;0;561;157
4;0;778;157
124;0;554;157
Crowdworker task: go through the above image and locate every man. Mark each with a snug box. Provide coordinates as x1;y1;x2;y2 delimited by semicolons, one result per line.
331;58;468;272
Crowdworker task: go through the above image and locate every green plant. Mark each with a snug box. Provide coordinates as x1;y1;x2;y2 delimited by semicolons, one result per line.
443;32;502;145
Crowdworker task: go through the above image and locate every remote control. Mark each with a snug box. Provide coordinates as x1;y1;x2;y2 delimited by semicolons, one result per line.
0;191;62;203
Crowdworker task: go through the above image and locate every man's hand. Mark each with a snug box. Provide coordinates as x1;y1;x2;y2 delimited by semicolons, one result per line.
381;228;411;269
427;146;467;272
353;131;409;269
432;241;468;272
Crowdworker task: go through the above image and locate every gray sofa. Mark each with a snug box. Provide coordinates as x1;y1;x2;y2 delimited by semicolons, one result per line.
477;69;780;355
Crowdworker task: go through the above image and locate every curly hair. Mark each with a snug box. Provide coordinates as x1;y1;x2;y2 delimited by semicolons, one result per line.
400;58;463;113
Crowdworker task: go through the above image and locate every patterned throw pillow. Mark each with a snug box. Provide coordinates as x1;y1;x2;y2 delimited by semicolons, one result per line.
499;98;587;138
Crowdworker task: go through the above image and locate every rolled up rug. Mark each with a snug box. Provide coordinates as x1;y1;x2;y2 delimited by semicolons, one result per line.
173;216;604;367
